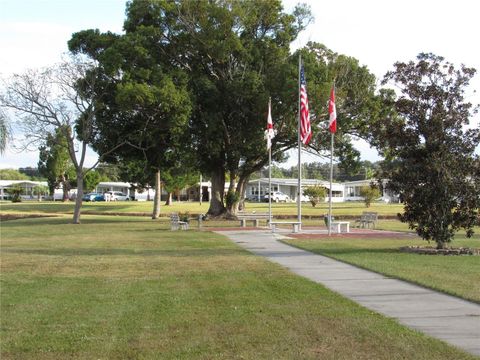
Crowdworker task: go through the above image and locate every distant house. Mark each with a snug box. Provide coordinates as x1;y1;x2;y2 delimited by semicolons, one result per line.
1;178;398;203
0;180;65;200
246;178;343;202
246;178;397;203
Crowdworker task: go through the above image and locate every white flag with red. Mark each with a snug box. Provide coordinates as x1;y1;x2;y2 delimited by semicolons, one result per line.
265;100;275;150
329;86;337;133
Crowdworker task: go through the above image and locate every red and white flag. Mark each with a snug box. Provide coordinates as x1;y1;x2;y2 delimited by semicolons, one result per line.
328;86;337;133
300;65;312;145
265;100;275;150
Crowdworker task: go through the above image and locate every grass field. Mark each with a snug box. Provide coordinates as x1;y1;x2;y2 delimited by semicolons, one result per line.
1;215;477;359
0;199;404;218
283;231;480;304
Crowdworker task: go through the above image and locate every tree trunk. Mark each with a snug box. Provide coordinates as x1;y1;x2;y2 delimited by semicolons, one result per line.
72;171;84;224
207;167;226;217
165;192;172;205
237;174;249;209
227;174;249;215
152;169;161;219
61;175;69;202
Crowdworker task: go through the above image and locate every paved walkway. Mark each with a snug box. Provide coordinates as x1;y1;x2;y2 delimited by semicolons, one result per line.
215;229;480;357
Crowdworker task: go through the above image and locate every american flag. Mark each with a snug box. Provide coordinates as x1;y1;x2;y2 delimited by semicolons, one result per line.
300;65;312;145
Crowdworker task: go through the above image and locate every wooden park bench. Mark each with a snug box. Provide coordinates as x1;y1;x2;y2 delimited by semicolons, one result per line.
355;212;378;229
237;211;270;227
170;213;189;231
270;221;301;233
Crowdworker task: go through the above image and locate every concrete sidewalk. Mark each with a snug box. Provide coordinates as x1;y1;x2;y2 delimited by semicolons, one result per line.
215;229;480;356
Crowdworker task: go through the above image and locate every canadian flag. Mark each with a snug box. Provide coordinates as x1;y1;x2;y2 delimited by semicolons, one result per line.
329;87;337;133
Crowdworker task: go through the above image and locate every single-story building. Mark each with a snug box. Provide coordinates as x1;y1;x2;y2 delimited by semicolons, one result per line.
1;178;398;203
246;178;397;203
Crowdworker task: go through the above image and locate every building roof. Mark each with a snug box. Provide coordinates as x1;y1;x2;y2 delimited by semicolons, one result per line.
249;178;344;191
0;180;47;187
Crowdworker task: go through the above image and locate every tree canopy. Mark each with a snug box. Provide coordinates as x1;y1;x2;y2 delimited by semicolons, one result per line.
68;0;383;218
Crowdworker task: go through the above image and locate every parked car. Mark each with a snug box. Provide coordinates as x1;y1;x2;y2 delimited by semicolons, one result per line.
82;193;104;202
263;191;290;202
106;191;129;201
245;193;261;201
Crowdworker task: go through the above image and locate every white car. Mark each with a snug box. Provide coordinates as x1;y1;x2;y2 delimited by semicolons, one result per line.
264;191;290;202
106;191;129;201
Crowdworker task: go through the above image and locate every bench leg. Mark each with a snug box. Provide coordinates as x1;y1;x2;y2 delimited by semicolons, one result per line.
292;224;299;233
271;224;277;233
346;223;350;233
241;219;246;227
254;219;259;227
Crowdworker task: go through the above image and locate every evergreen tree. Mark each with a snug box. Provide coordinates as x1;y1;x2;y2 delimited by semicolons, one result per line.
377;53;480;249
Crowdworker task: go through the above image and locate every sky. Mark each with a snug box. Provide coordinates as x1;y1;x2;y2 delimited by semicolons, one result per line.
1;0;479;169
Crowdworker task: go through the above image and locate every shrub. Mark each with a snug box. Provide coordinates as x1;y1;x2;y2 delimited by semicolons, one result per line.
359;185;380;208
303;186;326;207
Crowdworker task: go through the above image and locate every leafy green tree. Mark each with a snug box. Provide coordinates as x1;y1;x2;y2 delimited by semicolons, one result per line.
271;165;286;179
19;167;43;180
303;185;326;207
68;1;381;218
38;127;74;201
162;166;199;205
376;53;480;249
83;170;104;192
168;0;312;216
69;9;192;219
95;163;120;182
0;169;29;180
6;184;22;202
298;43;380;167
359;185;380;208
32;185;49;201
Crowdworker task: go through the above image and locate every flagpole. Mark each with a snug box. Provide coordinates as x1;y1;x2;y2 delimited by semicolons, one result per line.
297;55;302;230
328;82;336;236
268;97;272;228
328;131;334;236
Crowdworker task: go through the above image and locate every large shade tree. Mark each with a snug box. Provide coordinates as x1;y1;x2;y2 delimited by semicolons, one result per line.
68;0;312;217
68;0;382;217
68;7;193;219
376;53;480;249
298;42;380;175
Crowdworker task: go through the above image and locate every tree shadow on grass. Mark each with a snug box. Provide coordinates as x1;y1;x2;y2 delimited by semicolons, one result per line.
1;247;247;257
0;216;157;227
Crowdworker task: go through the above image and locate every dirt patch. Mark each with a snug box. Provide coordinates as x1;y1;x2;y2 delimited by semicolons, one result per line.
400;246;479;256
0;213;57;221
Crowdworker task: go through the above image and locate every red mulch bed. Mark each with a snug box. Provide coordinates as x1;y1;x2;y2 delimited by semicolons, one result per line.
289;228;415;240
205;227;268;231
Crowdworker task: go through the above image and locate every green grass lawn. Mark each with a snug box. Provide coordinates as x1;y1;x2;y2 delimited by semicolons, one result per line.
0;199;404;218
1;216;477;359
283;231;480;304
